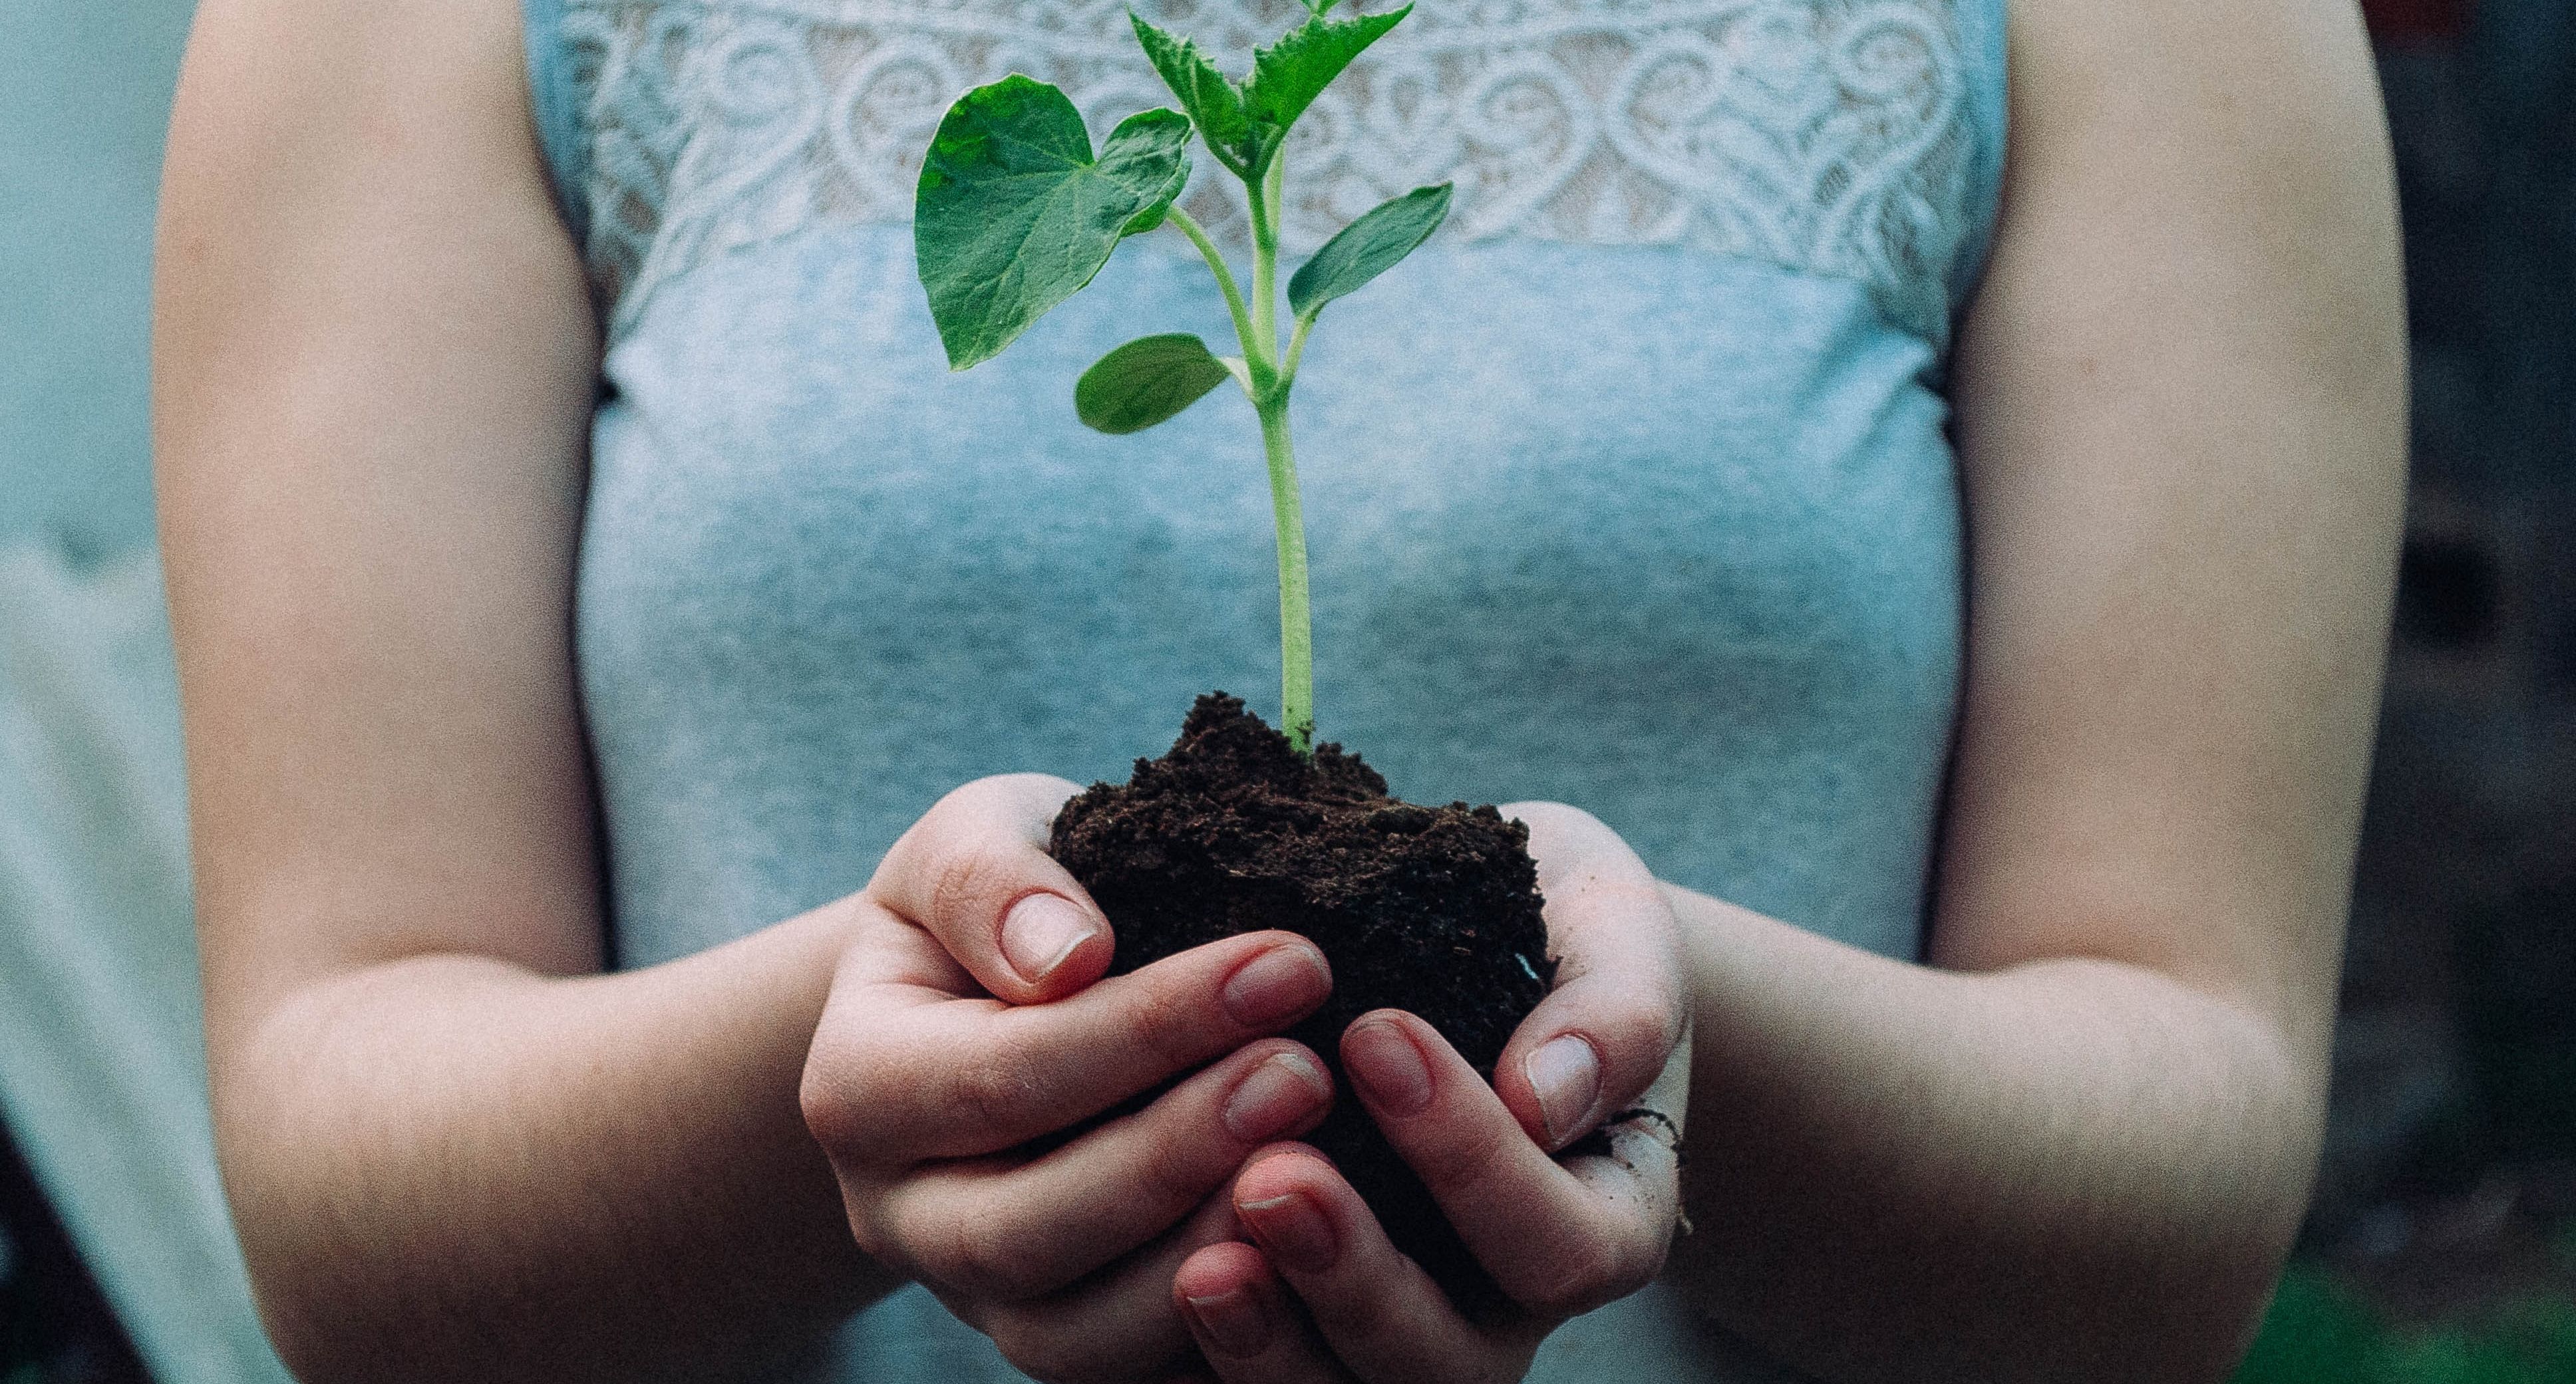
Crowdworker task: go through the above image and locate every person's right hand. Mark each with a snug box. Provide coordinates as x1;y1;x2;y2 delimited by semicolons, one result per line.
800;774;1337;1383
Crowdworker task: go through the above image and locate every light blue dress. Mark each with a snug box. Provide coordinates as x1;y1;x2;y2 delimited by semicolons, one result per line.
525;0;2007;1377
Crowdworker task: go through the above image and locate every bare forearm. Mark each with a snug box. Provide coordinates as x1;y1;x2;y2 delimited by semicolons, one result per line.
212;900;891;1383
1661;885;2321;1384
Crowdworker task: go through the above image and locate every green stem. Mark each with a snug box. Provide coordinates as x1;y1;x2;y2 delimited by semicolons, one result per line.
1281;311;1314;384
1247;149;1311;750
1164;205;1257;368
1249;152;1283;362
1184;146;1311;752
1258;397;1315;754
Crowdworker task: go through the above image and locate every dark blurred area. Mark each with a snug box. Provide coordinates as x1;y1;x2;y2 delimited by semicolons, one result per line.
2302;0;2576;1343
0;1125;146;1383
3;0;2573;1379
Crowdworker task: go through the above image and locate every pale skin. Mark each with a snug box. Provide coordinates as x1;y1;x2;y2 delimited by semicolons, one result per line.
152;0;2404;1381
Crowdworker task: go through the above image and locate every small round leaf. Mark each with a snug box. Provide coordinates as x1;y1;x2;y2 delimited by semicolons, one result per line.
1075;334;1234;434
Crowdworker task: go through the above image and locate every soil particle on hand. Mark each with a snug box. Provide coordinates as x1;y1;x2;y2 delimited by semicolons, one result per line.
1050;692;1555;1311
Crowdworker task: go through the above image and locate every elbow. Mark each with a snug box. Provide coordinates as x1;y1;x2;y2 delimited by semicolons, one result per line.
1972;995;2328;1384
216;1114;416;1384
2146;1207;2309;1384
210;1019;473;1384
2198;1022;2331;1380
2094;1038;2327;1383
1951;1156;2312;1384
221;1125;537;1384
241;1272;383;1384
2183;1178;2318;1384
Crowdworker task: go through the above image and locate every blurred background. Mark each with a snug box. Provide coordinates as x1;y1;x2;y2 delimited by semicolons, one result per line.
2;0;2571;1379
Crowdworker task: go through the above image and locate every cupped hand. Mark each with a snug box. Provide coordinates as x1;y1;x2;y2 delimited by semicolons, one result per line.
800;774;1340;1383
1169;801;1693;1383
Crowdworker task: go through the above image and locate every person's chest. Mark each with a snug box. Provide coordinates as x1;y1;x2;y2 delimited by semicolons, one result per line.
576;230;1965;960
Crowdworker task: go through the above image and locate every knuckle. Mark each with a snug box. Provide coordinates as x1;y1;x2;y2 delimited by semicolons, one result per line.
983;1315;1078;1383
1589;1013;1679;1093
1132;1124;1221;1216
985;1319;1151;1384
874;792;959;895
798;1051;872;1160
1627;1227;1675;1292
1512;1230;1654;1317
1128;976;1217;1069
845;1200;913;1276
1514;1238;1614;1315
1317;1276;1394;1343
931;1202;1047;1302
929;848;1001;936
1408;1119;1515;1199
1592;980;1675;1033
944;1046;1039;1136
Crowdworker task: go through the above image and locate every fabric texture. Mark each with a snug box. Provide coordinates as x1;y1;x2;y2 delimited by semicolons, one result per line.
546;0;1998;345
529;0;2009;1377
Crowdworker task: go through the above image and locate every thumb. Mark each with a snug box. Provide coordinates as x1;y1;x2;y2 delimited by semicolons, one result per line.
869;773;1114;1004
1491;801;1690;1152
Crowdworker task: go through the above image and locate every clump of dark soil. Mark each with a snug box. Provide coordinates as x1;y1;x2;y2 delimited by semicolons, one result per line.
1050;692;1554;1310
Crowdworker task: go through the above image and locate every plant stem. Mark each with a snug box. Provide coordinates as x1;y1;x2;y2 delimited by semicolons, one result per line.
1249;152;1283;362
1281;311;1314;384
1258;396;1315;754
1248;148;1315;752
1177;146;1317;754
1164;205;1256;362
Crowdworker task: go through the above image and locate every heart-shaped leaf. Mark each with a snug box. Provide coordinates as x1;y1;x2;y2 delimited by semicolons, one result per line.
1287;182;1452;319
1130;13;1255;173
1241;7;1408;142
915;78;1192;370
1075;333;1233;434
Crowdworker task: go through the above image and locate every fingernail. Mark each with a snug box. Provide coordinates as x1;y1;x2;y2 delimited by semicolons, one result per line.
1000;893;1096;986
1343;1018;1434;1117
1221;944;1330;1028
1184;1286;1271;1359
1526;1034;1602;1147
1223;1050;1331;1143
1237;1192;1337;1274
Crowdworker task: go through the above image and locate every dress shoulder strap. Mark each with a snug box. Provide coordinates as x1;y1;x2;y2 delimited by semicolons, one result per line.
1947;0;2009;325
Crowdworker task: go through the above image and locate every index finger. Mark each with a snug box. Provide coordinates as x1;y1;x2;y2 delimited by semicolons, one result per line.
808;929;1334;1162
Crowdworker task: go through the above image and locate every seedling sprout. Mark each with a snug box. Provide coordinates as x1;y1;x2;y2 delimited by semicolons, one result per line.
913;0;1451;756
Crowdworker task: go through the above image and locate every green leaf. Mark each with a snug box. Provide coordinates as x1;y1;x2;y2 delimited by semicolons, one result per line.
1075;333;1233;434
915;78;1192;370
1287;182;1451;319
1130;13;1254;172
1241;6;1408;140
1122;200;1173;236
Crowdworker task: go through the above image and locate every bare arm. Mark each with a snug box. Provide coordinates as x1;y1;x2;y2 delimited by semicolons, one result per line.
159;12;1357;1377
154;1;886;1375
1661;0;2405;1379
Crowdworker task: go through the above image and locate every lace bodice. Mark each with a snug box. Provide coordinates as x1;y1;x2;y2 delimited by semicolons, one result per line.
549;0;1990;344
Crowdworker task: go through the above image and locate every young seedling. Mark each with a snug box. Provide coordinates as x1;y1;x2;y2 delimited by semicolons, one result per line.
913;0;1452;756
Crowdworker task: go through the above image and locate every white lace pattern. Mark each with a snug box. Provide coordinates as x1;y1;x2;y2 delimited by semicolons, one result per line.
560;0;1978;342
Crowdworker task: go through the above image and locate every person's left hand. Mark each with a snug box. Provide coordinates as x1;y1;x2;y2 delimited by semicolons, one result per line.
1166;802;1694;1383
